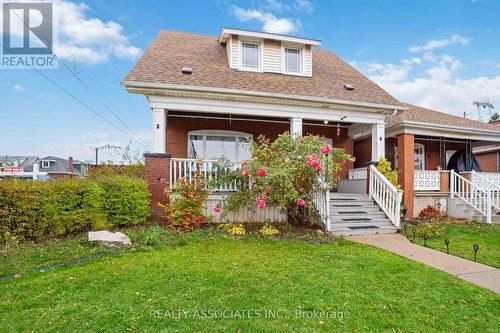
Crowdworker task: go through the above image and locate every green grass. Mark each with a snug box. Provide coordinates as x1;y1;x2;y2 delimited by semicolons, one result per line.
403;221;500;268
1;229;499;332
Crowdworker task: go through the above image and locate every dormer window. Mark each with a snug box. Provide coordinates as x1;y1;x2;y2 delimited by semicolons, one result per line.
241;42;260;70
284;48;301;74
41;160;50;168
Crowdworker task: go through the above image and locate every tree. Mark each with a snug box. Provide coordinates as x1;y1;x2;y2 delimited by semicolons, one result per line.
489;112;499;123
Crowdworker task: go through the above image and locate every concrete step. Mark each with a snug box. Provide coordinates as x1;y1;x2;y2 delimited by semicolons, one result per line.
328;225;398;236
330;220;393;228
332;213;387;221
330;200;375;205
330;207;381;213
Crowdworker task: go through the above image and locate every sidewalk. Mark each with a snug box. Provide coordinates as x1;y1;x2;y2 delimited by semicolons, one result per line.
347;233;500;294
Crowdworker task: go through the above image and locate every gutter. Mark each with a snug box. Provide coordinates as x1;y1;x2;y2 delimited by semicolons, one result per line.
122;80;407;113
386;120;500;138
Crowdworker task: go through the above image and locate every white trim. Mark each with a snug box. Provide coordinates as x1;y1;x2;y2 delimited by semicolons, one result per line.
187;130;252;161
414;143;425;171
152;108;167;153
386;121;500;142
123;81;405;112
282;45;304;76
219;27;321;46
371;123;385;161
41;160;51;168
240;40;263;72
151;95;388;125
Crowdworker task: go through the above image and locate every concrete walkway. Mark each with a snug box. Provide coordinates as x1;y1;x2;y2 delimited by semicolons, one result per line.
347;233;500;294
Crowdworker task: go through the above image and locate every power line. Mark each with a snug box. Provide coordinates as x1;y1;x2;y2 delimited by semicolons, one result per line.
1;44;148;149
8;10;148;148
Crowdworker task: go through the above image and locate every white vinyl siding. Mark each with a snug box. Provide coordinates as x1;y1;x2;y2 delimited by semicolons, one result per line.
263;40;282;73
303;46;312;76
229;36;239;69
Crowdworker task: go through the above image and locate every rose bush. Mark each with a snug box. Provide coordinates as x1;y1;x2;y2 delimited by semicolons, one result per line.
212;132;352;225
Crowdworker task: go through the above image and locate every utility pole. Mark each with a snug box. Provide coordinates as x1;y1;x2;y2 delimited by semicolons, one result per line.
95;147;99;166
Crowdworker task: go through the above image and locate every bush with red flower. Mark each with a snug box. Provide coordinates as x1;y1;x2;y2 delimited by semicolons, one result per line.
161;171;210;231
212;132;352;225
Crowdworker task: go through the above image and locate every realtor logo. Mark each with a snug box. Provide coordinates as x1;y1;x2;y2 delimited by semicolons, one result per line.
1;1;57;69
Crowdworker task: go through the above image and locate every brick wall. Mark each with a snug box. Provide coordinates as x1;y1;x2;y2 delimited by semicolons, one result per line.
475;151;500;172
166;116;354;179
144;153;171;220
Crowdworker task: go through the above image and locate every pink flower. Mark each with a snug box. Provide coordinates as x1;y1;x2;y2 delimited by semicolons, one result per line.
297;198;305;206
320;144;332;155
255;194;267;209
264;185;272;193
305;154;320;168
242;169;250;177
257;168;267;177
213;206;221;213
315;165;322;172
241;160;246;167
300;138;305;144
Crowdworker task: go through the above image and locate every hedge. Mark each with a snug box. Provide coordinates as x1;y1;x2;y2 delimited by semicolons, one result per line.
0;176;150;242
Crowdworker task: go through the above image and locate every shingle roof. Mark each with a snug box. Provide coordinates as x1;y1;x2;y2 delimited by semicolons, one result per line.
124;30;401;107
387;103;500;132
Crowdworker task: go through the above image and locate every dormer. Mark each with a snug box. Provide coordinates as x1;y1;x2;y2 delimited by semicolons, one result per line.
218;28;321;77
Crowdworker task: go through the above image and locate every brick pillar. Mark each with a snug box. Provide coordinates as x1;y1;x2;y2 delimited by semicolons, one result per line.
397;133;415;218
144;153;171;220
440;171;450;192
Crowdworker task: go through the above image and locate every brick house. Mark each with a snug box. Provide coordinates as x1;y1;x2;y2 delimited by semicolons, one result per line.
124;28;500;233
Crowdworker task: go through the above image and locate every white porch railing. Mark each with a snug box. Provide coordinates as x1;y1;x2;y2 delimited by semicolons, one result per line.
169;158;242;191
471;171;500;211
348;167;367;180
368;165;403;228
414;170;441;191
313;177;331;231
450;170;492;223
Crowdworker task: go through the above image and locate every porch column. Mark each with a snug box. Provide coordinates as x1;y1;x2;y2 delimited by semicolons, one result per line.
397;133;415;218
152;108;167;153
290;117;303;138
371;123;385;161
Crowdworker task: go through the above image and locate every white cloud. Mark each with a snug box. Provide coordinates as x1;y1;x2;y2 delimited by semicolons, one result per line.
13;84;25;92
294;0;314;13
409;34;470;53
0;0;141;65
232;6;299;34
352;42;500;120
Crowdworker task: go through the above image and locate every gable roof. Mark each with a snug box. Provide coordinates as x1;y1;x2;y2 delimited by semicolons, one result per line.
387;103;500;132
124;30;402;108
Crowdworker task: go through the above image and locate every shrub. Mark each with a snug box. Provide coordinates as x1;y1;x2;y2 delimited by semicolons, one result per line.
416;221;444;238
0;176;150;242
98;176;150;226
162;172;210;231
128;225;166;246
211;133;352;226
419;205;440;219
376;158;399;188
259;223;280;236
88;164;144;179
219;223;246;236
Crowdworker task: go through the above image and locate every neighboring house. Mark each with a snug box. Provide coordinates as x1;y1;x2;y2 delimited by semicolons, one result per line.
124;28;500;233
0;155;88;179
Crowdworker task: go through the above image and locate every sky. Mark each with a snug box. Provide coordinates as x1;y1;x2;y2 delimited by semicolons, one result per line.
1;0;499;162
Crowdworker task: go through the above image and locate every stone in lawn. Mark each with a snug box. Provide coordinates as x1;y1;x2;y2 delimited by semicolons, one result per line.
88;231;131;248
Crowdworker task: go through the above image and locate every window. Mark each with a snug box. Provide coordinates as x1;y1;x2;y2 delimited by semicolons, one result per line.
188;131;252;161
285;48;301;73
41;160;50;168
241;43;259;69
414;143;425;171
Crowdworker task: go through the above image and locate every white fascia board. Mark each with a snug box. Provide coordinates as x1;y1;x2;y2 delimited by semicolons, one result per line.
123;81;405;113
386;121;500;142
148;95;387;125
218;27;321;46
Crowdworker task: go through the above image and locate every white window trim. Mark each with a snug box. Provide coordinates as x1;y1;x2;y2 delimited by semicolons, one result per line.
240;40;263;72
187;130;253;161
41;160;50;168
281;43;305;76
414;143;425;171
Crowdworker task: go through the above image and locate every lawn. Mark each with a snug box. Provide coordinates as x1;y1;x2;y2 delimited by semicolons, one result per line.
1;228;499;332
403;221;500;268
